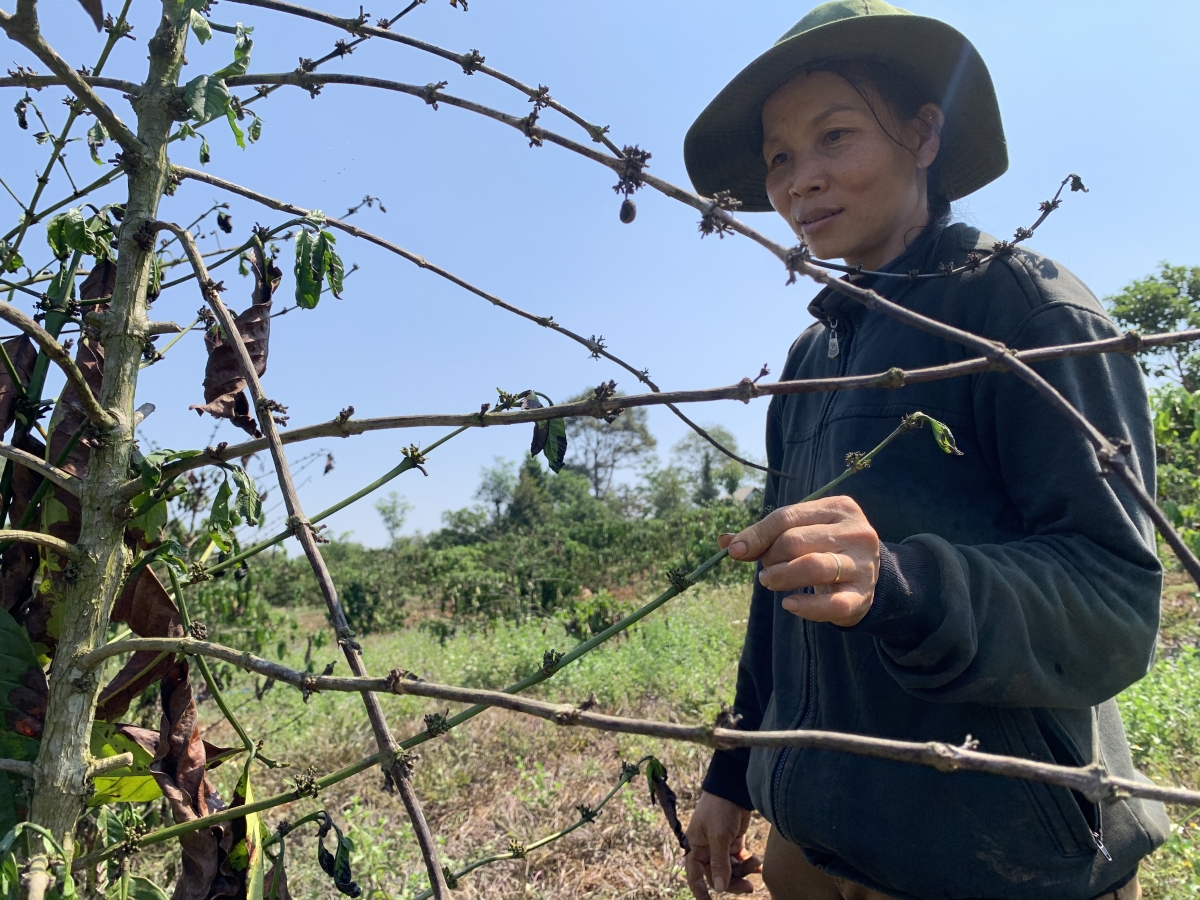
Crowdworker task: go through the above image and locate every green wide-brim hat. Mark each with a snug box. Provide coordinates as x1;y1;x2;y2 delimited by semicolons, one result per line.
683;0;1007;212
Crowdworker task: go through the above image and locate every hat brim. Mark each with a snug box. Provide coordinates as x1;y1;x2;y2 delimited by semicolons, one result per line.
683;14;1007;212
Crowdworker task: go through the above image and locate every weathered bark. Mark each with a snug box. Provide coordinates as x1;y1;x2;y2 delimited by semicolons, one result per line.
23;0;188;860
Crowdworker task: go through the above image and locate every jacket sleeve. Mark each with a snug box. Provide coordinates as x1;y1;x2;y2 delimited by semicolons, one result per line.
701;399;784;809
853;298;1163;709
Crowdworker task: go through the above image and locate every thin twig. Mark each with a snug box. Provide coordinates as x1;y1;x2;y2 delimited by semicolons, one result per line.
158;221;450;900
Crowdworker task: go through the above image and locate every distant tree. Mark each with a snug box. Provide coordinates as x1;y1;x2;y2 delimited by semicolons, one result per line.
565;389;656;497
475;457;518;522
375;491;412;543
507;455;552;530
672;426;758;506
640;465;691;518
1107;263;1200;391
1108;264;1200;556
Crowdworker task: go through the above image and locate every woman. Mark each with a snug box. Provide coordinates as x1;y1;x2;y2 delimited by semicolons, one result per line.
680;3;1168;900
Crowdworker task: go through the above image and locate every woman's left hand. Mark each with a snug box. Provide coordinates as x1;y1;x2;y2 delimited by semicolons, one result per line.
718;496;881;627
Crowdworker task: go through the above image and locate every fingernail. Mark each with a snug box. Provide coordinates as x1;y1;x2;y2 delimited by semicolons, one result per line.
729;541;747;559
782;597;799;613
714;876;727;892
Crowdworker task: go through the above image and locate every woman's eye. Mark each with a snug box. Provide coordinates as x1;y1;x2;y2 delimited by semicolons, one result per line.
826;129;845;143
769;151;788;168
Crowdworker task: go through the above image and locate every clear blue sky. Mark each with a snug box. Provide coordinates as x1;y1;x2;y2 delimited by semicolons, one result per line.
3;1;1199;545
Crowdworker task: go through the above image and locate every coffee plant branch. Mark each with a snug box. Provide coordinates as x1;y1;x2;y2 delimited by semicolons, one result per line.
170;163;767;472
0;3;141;158
161;221;451;900
0;0;133;273
0;443;78;495
105;324;1200;501
223;0;623;153
0;301;115;430
0;529;82;561
82;632;1200;811
411;757;655;900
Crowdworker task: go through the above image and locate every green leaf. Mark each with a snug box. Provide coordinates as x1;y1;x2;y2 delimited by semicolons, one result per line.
228;465;262;526
316;814;361;897
199;134;211;165
87;120;108;165
229;760;265;899
188;8;212;43
46;208;85;259
129;496;169;545
212;24;254;80
247;115;262;143
544;418;568;473
43;495;70;529
293;230;322;309
88;723;161;807
925;417;963;456
182;74;211;121
322;230;344;298
226;106;245;149
0;241;23;274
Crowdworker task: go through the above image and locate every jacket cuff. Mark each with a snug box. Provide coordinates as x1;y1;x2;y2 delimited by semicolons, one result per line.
702;749;753;811
850;541;943;649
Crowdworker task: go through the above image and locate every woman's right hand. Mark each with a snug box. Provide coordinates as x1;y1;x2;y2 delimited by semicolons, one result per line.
684;791;762;898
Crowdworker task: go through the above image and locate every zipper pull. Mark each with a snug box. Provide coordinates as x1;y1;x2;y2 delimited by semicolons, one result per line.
827;319;840;359
1093;831;1112;862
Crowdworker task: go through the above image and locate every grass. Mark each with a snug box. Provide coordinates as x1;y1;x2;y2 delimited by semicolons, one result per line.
121;577;1199;899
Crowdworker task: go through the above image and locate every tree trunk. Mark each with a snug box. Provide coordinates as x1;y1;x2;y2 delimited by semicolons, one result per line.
28;1;187;859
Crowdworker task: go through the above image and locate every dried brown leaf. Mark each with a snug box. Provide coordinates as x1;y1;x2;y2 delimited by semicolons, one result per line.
0;336;35;439
75;0;103;30
79;258;117;301
189;302;272;439
95;567;184;722
149;660;241;900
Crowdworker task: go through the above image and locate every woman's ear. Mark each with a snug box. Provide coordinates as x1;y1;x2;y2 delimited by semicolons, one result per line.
913;102;945;171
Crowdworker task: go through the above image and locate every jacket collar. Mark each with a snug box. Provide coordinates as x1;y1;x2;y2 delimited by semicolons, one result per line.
807;220;952;325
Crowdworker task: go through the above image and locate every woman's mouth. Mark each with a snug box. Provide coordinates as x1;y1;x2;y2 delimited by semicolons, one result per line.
799;208;843;235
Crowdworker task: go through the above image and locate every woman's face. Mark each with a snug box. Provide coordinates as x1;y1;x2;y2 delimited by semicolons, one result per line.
762;71;942;270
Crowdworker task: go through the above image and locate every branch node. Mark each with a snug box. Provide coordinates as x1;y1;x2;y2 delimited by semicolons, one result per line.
667;567;695;592
421;80;448;109
612;145;651;197
460;49;485;75
785;244;811;285
540;649;564;676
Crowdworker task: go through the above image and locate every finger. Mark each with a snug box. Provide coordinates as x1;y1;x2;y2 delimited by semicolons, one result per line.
759;552;856;593
781;588;872;626
727;877;756;894
710;834;734;893
726;499;848;561
685;856;714;900
730;853;763;879
757;526;843;568
718;533;736;550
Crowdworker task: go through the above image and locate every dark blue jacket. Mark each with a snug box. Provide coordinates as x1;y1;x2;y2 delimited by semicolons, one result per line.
703;222;1169;900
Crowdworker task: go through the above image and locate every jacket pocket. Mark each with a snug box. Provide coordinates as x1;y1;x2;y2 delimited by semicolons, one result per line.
995;707;1100;858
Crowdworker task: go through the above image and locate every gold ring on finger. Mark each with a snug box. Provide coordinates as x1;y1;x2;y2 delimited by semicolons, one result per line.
827;552;843;584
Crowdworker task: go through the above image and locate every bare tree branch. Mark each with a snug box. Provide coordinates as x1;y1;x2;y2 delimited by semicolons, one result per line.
0;529;82;560
0;444;79;495
0;3;143;157
80;634;1200;809
0;303;116;432
0;758;35;778
157;222;450;900
222;0;621;153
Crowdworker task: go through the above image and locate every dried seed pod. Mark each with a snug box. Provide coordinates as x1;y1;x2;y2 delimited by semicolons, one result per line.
619;197;636;224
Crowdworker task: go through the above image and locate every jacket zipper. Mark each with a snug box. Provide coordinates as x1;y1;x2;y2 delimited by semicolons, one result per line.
1093;803;1111;861
772;315;857;830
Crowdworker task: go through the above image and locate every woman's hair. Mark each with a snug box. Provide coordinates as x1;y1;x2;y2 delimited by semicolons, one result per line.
799;57;951;223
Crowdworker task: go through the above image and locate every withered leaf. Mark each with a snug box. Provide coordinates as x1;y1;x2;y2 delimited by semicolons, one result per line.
96;567;184;722
79;258;117;301
646;757;689;852
75;0;103;30
523;392;548;457
1;434;44;616
189;247;275;438
264;863;292;900
0;336;36;438
149;660;241;900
